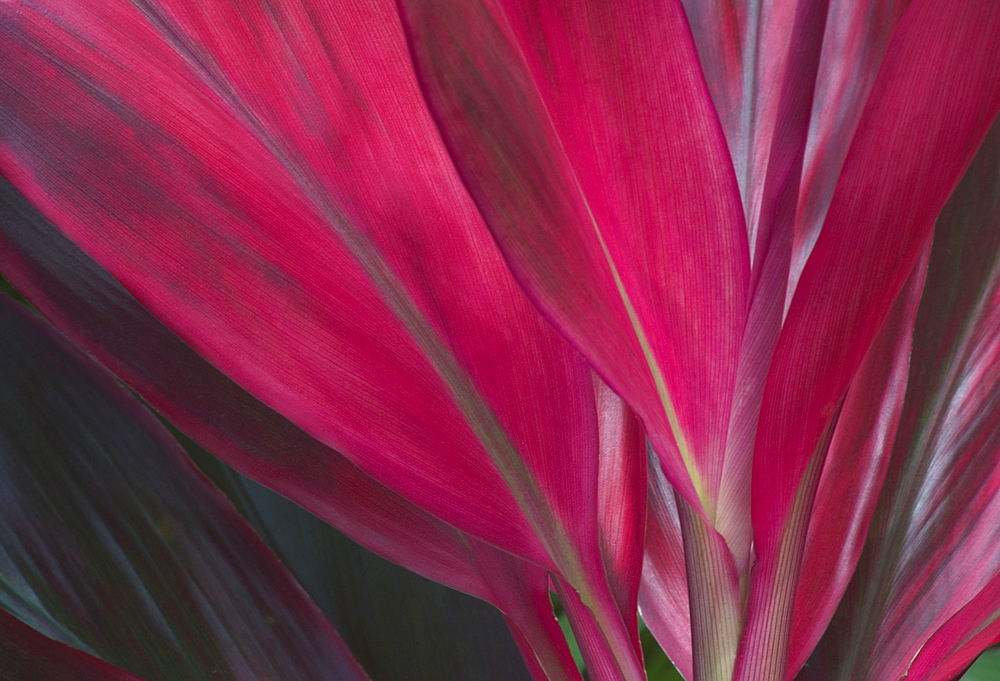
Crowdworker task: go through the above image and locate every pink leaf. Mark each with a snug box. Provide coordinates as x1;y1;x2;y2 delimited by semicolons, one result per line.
396;0;749;519
798;111;1000;681
0;0;608;587
639;455;693;681
595;377;648;657
788;237;929;677
753;0;1000;548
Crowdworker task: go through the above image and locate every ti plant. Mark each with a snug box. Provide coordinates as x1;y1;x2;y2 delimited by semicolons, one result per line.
1;0;999;680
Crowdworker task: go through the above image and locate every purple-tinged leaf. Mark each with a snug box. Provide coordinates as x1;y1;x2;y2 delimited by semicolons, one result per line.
639;455;692;681
906;573;1000;681
787;239;929;678
788;0;909;300
397;0;749;521
752;0;1000;547
184;438;537;681
0;177;583;681
0;610;144;681
506;613;585;681
798;112;1000;681
0;0;603;577
676;0;748;179
0;296;369;681
467;543;585;681
0;176;489;600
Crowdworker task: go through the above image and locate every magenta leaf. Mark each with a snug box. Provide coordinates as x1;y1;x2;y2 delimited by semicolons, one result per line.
396;0;749;522
788;237;929;677
0;176;583;681
0;174;493;602
594;377;648;657
0;0;604;580
0;295;369;681
753;0;1000;547
638;455;692;681
797;113;1000;681
789;0;909;296
0;610;145;681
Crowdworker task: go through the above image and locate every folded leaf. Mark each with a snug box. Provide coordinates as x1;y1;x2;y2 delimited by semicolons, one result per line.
594;377;647;657
789;0;908;298
0;296;369;681
716;0;830;573
397;0;749;522
906;572;1000;681
0;0;603;580
788;238;929;677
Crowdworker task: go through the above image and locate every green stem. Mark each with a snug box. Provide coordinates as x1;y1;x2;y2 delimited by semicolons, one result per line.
678;494;744;681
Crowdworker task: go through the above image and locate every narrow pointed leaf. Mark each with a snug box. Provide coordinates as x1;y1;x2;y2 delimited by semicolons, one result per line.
0;177;583;681
185;438;536;681
0;176;487;600
716;0;829;573
801;112;1000;681
0;296;369;681
397;0;749;519
753;0;1000;543
0;610;145;681
734;402;836;681
0;0;603;576
906;574;1000;681
789;0;909;296
638;455;692;681
787;240;929;677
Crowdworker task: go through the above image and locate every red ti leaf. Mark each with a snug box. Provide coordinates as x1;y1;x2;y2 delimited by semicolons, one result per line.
753;0;1000;550
799;108;1000;681
0;173;582;681
638;455;692;681
396;0;749;523
0;0;610;595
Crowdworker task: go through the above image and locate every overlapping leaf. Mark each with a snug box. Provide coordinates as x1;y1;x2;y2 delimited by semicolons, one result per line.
183;435;538;681
0;0;607;589
799;110;1000;681
0;296;369;681
397;0;749;525
0;175;582;681
0;610;144;681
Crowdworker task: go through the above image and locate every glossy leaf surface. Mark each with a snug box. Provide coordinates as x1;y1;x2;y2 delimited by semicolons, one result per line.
0;296;369;681
753;0;1000;544
0;175;583;681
